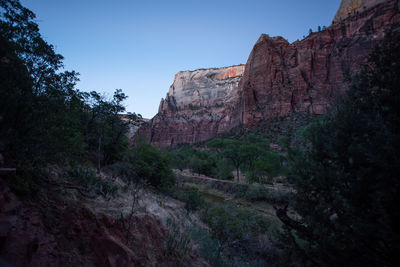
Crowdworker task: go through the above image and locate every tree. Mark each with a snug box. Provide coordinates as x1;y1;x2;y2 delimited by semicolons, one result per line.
0;0;130;172
83;89;129;171
128;143;175;190
220;139;245;182
277;32;400;266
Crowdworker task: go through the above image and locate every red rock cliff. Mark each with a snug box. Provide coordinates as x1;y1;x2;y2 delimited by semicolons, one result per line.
241;0;400;127
137;0;400;146
137;65;245;146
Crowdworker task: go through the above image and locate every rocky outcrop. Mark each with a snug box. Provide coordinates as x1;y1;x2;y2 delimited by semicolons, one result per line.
136;0;400;146
137;65;245;146
0;179;187;266
119;114;149;139
241;0;399;127
333;0;388;23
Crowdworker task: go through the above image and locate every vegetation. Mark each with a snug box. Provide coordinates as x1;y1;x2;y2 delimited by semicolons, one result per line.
277;32;400;266
67;166;118;196
168;134;287;183
201;202;277;265
236;184;289;205
2;1;399;266
0;0;177;197
171;186;205;213
0;0;129;175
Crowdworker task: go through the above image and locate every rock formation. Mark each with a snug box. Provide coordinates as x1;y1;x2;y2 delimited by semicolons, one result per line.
137;65;245;146
333;0;388;23
119;114;149;139
136;0;400;146
242;0;399;127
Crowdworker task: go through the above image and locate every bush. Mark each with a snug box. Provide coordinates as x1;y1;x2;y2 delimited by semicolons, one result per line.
165;219;192;256
67;166;117;196
242;184;288;204
171;186;205;213
8;175;39;196
126;144;176;190
201;203;271;261
215;159;234;180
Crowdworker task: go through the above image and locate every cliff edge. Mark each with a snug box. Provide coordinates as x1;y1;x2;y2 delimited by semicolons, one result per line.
136;0;400;146
333;0;389;23
136;65;245;146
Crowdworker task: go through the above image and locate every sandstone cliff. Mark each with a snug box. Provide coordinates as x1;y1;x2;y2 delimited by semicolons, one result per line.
137;65;245;146
242;0;400;127
333;0;388;23
136;0;400;146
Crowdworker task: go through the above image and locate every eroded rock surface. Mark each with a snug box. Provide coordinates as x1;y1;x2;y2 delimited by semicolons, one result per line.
136;0;400;146
0;178;199;267
333;0;389;23
242;0;400;127
137;65;245;146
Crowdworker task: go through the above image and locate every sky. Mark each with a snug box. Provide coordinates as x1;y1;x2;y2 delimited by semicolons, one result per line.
21;0;341;118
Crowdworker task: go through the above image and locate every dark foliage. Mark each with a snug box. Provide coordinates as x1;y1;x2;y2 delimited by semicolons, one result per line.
0;0;129;173
279;32;400;266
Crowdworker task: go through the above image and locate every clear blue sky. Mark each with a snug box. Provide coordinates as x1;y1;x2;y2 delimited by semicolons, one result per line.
21;0;341;118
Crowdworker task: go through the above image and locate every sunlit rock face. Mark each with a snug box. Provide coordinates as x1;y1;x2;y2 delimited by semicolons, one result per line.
333;0;388;23
161;65;244;112
136;65;245;146
136;0;400;146
241;0;400;127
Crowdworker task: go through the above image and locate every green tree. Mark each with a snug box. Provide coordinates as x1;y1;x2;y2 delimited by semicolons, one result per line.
0;3;85;164
220;139;245;181
82;89;129;171
127;143;175;190
0;0;130;175
277;33;400;266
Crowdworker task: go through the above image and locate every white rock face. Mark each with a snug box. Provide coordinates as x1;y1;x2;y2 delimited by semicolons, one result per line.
161;65;245;111
333;0;388;23
136;65;246;146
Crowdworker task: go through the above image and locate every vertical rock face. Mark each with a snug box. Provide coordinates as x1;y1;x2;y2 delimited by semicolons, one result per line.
136;0;400;146
333;0;389;23
137;65;245;146
241;0;399;128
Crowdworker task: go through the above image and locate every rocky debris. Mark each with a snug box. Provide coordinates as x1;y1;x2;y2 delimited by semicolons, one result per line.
135;0;400;146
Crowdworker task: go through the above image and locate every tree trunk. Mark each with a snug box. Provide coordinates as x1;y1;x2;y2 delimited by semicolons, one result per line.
97;136;101;174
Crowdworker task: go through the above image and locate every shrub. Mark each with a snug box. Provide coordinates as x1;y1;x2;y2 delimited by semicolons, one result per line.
165;219;192;256
126;144;176;190
67;166;117;196
215;159;234;180
172;186;205;213
201;203;271;261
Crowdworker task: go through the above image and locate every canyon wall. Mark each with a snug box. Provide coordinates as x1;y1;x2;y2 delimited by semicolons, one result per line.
241;0;399;127
137;65;245;146
333;0;388;22
136;0;400;146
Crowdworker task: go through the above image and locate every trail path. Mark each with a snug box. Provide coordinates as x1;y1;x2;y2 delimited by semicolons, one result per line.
173;169;292;192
